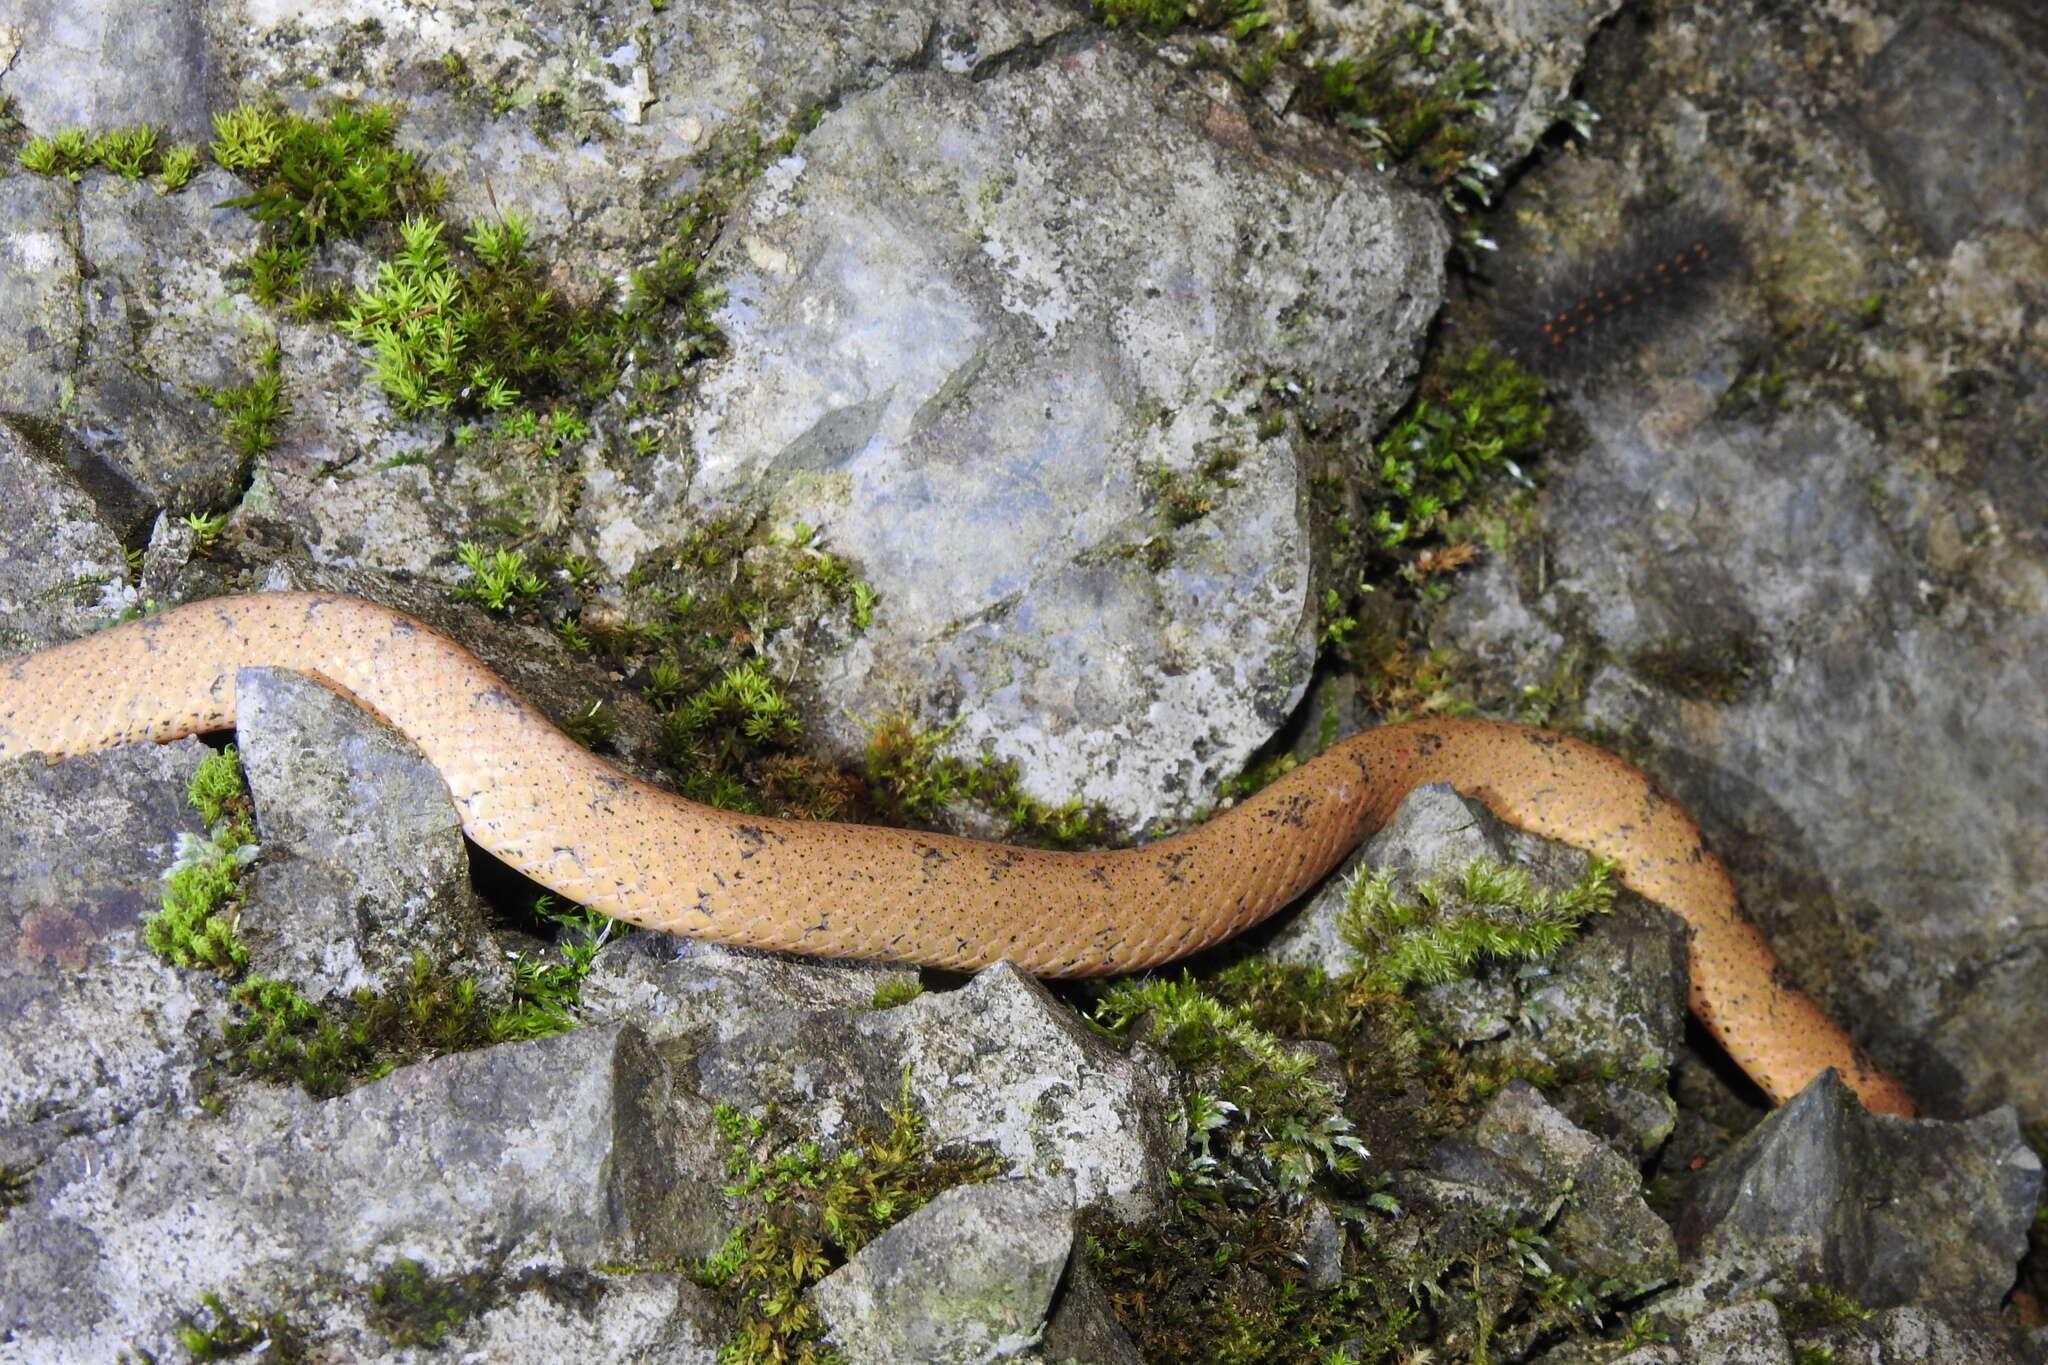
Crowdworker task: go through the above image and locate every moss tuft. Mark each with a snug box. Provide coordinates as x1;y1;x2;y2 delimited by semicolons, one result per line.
1338;856;1616;994
864;717;1115;850
144;747;256;975
172;1292;304;1362
692;1073;1001;1365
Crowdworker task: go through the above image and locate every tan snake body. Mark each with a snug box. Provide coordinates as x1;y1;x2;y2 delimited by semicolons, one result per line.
0;592;1915;1115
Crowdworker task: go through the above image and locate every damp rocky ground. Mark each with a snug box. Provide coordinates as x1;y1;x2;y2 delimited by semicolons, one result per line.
1;0;2045;1361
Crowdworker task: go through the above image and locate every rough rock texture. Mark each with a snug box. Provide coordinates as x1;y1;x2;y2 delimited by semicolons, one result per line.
810;1177;1076;1364
1673;1069;2041;1316
692;961;1182;1219
0;739;215;1165
1441;0;2048;1121
0;1022;731;1364
235;665;512;1005
1265;782;1688;1156
1413;1080;1679;1292
0;419;143;648
665;44;1445;829
579;931;921;1048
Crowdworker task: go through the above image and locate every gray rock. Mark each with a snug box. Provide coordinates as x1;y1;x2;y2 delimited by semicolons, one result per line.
0;417;140;647
1267;784;1686;1155
1855;5;2048;254
0;739;215;1160
1440;0;2048;1123
1677;1300;1791;1365
0;176;82;416
1800;1305;2032;1365
0;0;214;139
692;961;1181;1218
0;1022;730;1363
1676;1070;2041;1316
657;39;1444;833
234;665;512;1006
580;931;921;1047
811;1177;1075;1365
1416;1080;1679;1292
1038;1240;1145;1365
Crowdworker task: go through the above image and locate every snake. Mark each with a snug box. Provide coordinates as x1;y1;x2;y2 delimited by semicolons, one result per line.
0;591;1915;1115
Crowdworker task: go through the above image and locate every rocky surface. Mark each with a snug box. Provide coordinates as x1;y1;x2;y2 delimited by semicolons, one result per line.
235;665;513;1005
1439;0;2048;1121
1;0;2044;1360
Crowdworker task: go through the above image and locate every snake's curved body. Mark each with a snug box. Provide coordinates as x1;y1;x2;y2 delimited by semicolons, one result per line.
0;592;1914;1114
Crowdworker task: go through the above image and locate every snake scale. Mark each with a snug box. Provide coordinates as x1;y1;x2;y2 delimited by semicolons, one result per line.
0;592;1915;1115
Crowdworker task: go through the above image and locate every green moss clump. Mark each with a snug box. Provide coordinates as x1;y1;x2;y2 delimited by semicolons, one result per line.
1359;343;1550;555
1339;856;1616;994
452;541;544;613
1095;975;1367;1194
693;1076;1001;1365
213;103;439;249
864;717;1115;851
221;932;613;1098
365;1258;492;1349
144;747;256;975
199;344;287;461
867;978;925;1010
1080;857;1646;1362
494;895;619;1041
172;1292;304;1362
16;122;201;189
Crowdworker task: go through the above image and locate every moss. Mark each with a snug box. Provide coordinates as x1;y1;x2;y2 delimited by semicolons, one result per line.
1097;974;1367;1194
1769;1286;1875;1334
0;1163;28;1216
692;1074;1002;1365
1356;344;1549;558
144;747;256;975
213;103;439;248
1338;856;1616;995
365;1258;492;1349
1080;855;1642;1362
867;979;925;1010
864;716;1116;850
452;541;545;612
171;1292;305;1362
16;122;201;188
193;343;287;467
220;912;610;1096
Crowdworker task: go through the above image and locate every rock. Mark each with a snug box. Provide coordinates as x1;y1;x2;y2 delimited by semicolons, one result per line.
1266;783;1687;1156
580;931;921;1047
1676;1070;2041;1316
1800;1305;2033;1365
0;416;141;647
234;665;512;1006
810;1176;1075;1365
1037;1240;1146;1365
0;1022;731;1363
0;0;214;139
1676;1300;1792;1364
691;961;1182;1218
0;739;217;1162
1414;1080;1679;1292
1438;0;2048;1122
678;41;1444;833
